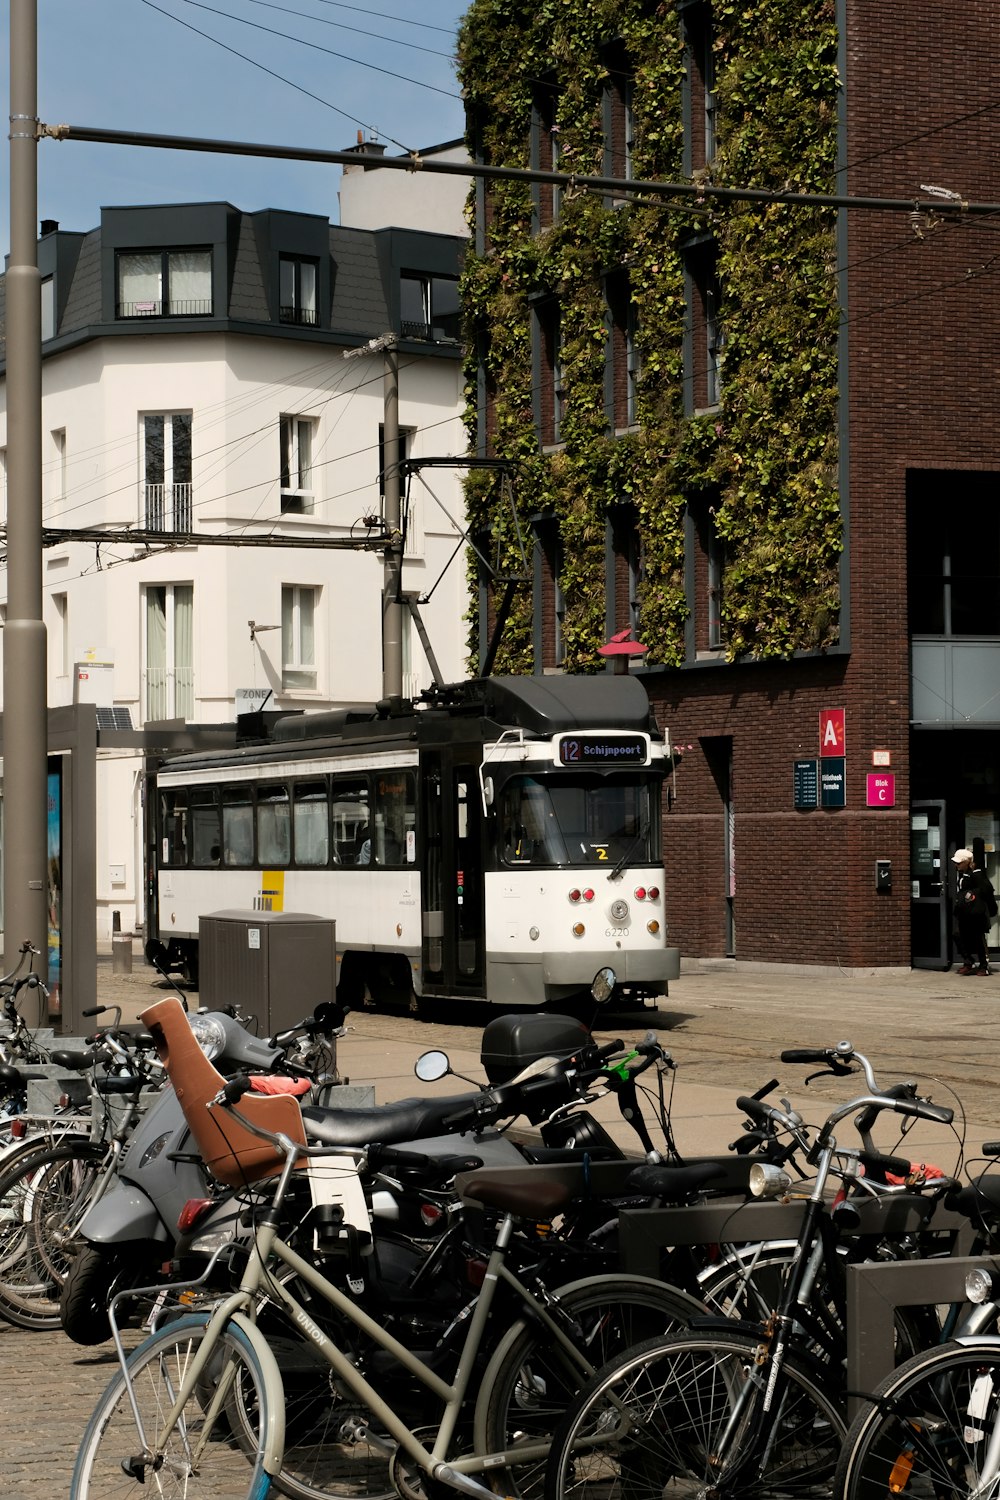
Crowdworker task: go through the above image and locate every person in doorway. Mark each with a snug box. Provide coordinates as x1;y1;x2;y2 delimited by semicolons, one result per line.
952;848;996;976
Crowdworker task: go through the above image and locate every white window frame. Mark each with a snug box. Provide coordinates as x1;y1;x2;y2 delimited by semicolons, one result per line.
279;256;318;326
282;584;319;692
144;583;194;722
117;249;212;319
141;412;193;532
280;415;315;514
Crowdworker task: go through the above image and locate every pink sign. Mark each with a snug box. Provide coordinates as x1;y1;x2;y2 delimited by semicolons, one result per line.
866;773;895;807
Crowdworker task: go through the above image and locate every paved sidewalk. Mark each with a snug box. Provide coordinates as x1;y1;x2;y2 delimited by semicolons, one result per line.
1;953;996;1495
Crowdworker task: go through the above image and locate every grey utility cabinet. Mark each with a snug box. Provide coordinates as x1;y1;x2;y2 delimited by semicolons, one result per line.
198;910;336;1035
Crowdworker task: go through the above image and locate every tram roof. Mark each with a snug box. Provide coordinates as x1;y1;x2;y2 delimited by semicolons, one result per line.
157;675;661;776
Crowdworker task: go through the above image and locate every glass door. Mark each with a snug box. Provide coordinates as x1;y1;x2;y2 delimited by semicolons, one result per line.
910;799;947;969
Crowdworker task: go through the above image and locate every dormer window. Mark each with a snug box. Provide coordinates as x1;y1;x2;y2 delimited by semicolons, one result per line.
117;249;213;319
399;272;460;342
279;255;318;326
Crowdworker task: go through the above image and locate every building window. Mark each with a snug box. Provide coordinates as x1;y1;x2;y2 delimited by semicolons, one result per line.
145;583;193;722
682;2;718;173
607;273;640;430
908;471;1000;635
535;303;566;447
142;413;192;531
49;428;66;510
604;45;635;192
117;249;212;318
399;273;461;342
279;256;318;326
280;415;315;514
378;426;421;554
533;517;565;667
531;84;562;230
707;516;726;649
608;507;643;638
282;584;318;691
684;242;724;412
41;276;55;341
51;592;69;676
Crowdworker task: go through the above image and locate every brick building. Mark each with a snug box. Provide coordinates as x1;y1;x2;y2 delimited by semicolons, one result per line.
458;0;1000;970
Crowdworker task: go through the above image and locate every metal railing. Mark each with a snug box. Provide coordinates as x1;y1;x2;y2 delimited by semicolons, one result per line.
143;483;193;532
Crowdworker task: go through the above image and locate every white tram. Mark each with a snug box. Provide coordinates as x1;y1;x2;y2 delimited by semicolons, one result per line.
151;675;680;1010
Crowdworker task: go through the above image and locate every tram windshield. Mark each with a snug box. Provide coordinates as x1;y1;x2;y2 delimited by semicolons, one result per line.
499;774;659;867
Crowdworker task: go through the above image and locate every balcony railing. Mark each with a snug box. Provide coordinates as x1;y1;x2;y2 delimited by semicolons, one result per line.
145;666;194;723
117;299;213;318
144;483;193;532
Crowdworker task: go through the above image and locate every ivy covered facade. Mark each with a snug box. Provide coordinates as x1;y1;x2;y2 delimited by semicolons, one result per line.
457;0;1000;971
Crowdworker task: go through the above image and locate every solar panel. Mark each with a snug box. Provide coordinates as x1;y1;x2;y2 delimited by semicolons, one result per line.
95;707;133;731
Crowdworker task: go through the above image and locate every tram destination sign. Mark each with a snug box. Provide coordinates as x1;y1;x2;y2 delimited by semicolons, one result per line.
557;734;648;766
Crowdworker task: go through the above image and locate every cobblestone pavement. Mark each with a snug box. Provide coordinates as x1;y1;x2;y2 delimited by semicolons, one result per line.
3;954;998;1495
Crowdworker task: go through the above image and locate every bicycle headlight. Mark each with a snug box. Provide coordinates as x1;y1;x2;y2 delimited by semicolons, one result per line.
966;1267;996;1304
749;1162;792;1200
187;1013;226;1060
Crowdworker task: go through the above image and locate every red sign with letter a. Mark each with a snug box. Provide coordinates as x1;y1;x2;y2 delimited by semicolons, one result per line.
819;708;845;757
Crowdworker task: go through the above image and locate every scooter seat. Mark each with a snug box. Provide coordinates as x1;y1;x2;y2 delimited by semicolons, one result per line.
300;1091;488;1149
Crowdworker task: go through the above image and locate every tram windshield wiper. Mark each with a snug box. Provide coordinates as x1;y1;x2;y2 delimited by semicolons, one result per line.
608;820;649;881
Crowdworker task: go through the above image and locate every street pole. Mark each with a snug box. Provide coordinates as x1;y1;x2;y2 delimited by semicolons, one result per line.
382;341;403;700
5;0;49;1019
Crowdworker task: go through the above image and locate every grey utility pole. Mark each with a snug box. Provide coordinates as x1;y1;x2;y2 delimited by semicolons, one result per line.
343;333;403;700
5;0;49;1019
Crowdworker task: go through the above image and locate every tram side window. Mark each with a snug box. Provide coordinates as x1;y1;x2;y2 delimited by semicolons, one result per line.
330;779;370;865
257;783;290;867
293;779;329;866
190;787;221;866
159;789;188;866
373;771;416;866
222;786;254;867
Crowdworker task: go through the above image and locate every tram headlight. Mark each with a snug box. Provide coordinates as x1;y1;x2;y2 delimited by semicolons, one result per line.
610;898;630;924
647;886;660;901
583;888;594;902
572;923;586;938
647;920;660;935
569;889;582;903
634;886;647;901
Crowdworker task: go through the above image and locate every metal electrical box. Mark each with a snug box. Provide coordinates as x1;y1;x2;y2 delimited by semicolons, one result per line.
198;910;336;1034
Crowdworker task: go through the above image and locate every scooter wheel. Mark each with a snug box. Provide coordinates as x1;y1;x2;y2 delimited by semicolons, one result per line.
60;1244;147;1345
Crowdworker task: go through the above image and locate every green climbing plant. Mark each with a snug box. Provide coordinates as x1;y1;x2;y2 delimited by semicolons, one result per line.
457;0;842;671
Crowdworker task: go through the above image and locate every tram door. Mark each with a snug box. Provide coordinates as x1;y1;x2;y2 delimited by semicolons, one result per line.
420;752;485;996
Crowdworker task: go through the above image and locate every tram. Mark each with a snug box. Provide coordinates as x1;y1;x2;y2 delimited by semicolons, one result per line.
151;674;680;1011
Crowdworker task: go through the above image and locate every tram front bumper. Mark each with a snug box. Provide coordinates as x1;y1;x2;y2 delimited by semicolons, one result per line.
486;947;680;1005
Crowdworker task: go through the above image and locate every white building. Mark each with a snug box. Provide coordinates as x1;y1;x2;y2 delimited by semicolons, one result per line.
0;168;470;976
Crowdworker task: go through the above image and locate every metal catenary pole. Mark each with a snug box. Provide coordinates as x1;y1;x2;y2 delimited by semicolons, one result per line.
5;0;48;1018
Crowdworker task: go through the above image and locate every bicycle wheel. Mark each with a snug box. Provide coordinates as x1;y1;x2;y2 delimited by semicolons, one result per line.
546;1328;846;1500
72;1313;275;1499
0;1138;106;1328
836;1338;1000;1499
476;1274;708;1500
216;1254;397;1500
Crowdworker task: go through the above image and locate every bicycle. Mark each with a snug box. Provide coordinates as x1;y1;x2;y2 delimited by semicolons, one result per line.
71;994;708;1500
542;1040;954;1500
834;1131;1000;1498
0;1011;163;1328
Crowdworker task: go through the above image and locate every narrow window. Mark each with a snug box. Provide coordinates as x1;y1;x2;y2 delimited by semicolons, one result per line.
279;256;318;326
41;276;55;341
49;428;67;509
282;584;318;691
293;780;329;866
280;415;315;514
51;592;69;676
256;783;291;866
145;582;194;721
142;413;192;531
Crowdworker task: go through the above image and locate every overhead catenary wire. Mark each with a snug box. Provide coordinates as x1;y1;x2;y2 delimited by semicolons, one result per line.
43;120;1000;220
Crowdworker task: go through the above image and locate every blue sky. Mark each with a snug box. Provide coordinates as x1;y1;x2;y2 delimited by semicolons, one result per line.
0;0;469;254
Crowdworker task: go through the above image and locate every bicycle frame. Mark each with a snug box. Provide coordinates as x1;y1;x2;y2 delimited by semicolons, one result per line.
113;1136;621;1495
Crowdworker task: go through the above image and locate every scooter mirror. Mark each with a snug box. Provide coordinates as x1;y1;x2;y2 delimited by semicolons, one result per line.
414;1050;450;1082
145;938;170;971
591;966;617;1004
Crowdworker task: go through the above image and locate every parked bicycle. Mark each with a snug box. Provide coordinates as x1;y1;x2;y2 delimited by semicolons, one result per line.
541;1040;954;1500
71;994;711;1500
